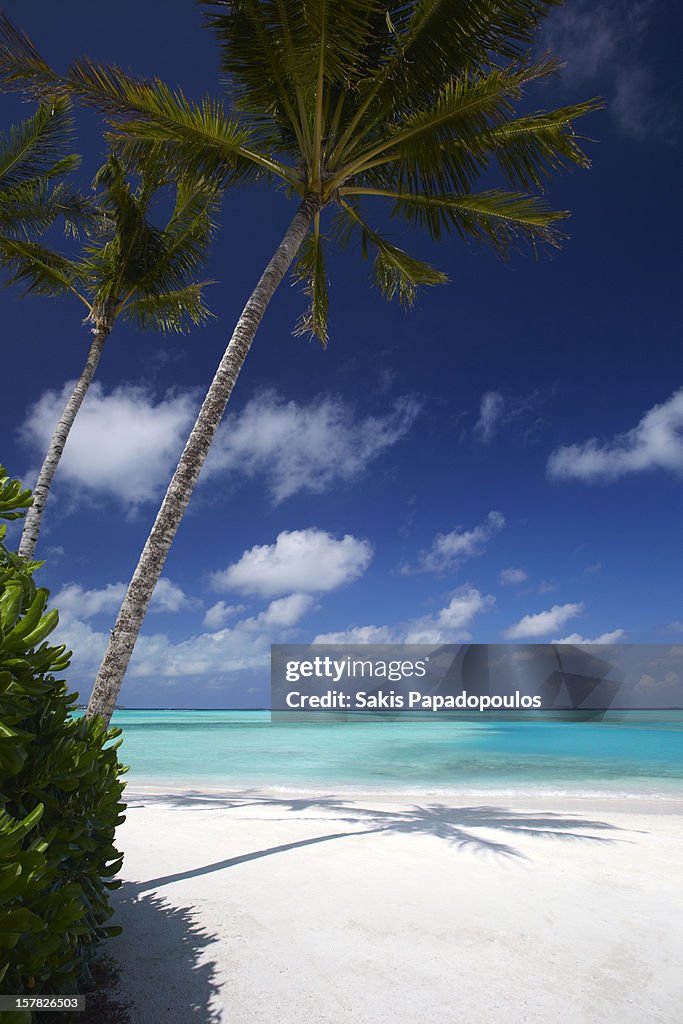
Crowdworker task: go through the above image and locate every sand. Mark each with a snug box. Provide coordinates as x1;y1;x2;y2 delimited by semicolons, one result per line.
105;787;683;1024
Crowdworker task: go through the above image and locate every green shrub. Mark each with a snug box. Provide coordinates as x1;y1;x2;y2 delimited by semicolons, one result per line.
0;467;127;1018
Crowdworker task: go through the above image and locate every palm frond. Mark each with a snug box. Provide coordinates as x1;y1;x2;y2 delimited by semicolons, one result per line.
122;282;214;333
304;0;381;85
293;226;330;346
386;188;568;253
90;154;166;289
201;0;307;153
0;178;96;238
136;176;219;294
336;56;562;190
66;59;291;186
337;198;447;307
329;0;562;165
0;99;77;190
0;236;88;304
370;0;562;109
0;13;62;97
473;100;603;189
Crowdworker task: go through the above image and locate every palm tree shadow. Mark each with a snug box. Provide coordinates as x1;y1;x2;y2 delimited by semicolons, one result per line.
123;793;629;896
106;890;222;1023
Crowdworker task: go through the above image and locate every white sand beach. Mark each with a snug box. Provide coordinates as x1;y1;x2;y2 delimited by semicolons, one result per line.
107;788;683;1024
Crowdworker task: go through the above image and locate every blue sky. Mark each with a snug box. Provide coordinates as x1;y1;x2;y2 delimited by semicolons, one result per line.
1;1;682;707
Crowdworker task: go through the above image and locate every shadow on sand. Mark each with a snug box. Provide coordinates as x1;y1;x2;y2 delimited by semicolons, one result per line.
106;889;222;1023
122;791;630;896
108;793;635;1020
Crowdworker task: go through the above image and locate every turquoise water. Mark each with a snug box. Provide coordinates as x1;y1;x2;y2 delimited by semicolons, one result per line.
109;710;683;797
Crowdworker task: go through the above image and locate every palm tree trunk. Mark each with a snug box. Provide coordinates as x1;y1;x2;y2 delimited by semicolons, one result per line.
18;309;115;561
86;193;320;724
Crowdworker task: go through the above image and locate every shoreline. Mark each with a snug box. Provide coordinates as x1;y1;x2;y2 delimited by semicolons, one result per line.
123;777;683;812
107;784;683;1023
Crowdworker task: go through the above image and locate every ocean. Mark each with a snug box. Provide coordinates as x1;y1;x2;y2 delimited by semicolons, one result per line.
109;709;683;798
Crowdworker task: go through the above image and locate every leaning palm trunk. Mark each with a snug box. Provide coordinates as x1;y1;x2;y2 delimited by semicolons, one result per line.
19;309;114;560
86;194;319;724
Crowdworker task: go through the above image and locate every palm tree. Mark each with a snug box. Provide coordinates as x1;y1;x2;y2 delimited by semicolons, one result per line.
1;153;218;560
0;3;600;723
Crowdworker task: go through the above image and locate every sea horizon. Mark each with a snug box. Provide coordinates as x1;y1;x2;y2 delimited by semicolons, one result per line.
105;709;683;800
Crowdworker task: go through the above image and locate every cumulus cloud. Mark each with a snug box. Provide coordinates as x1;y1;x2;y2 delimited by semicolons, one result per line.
504;602;584;640
499;567;528;586
202;601;246;630
315;586;494;645
406;511;504;574
553;629;625;644
474;391;505;443
258;593;315;627
205;390;421;503
55;590;316;686
313;624;398;644
21;385;420;513
403;589;494;644
636;670;680;691
54;577;191;618
211;528;372;598
20;382;197;507
547;388;683;482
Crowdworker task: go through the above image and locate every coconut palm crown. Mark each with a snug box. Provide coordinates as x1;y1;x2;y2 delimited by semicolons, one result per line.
3;152;219;559
2;153;217;335
1;2;599;344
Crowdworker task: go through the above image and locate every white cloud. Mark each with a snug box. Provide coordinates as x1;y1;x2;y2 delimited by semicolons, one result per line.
204;390;421;503
499;567;528;586
55;591;315;687
543;2;618;83
315;586;494;645
471;389;550;446
54;577;191;618
475;391;505;443
542;1;671;140
403;589;494;644
665;621;683;635
636;670;680;691
258;593;315;628
548;388;683;482
21;385;419;513
202;601;245;630
21;382;197;507
407;511;504;573
553;629;625;644
211;528;372;598
504;602;584;640
313;624;398;644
